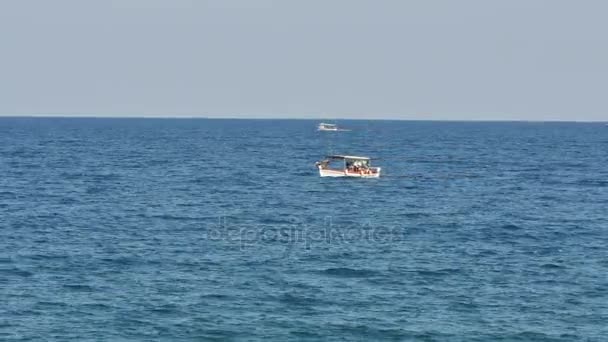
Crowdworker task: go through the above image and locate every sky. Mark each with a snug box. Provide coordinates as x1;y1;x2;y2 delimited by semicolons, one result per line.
0;0;607;121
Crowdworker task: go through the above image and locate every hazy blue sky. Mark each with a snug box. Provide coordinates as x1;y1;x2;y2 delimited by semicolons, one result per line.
1;0;607;120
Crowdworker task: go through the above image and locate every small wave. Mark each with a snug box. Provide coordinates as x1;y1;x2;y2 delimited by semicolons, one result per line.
471;249;498;257
62;284;94;292
510;331;554;340
536;195;559;201
289;330;323;338
35;301;68;308
278;293;317;306
87;173;121;181
501;224;522;230
59;197;79;205
200;294;230;300
59;172;85;180
540;263;565;269
0;191;16;197
81;303;112;310
30;253;69;260
577;179;608;187
149;304;180;314
147;214;206;221
413;268;461;277
520;233;541;241
321;267;379;278
0;257;13;264
328;324;412;339
259;217;295;225
191;176;213;183
0;267;33;277
85;186;107;194
400;212;430;219
101;256;139;266
449;300;479;311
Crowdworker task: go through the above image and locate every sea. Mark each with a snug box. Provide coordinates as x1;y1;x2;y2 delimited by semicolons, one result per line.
1;117;607;341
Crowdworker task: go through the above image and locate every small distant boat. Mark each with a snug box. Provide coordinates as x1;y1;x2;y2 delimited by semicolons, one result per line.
315;155;381;178
317;123;338;131
317;122;350;131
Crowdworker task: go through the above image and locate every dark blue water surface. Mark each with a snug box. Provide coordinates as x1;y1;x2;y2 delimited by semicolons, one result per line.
1;118;607;341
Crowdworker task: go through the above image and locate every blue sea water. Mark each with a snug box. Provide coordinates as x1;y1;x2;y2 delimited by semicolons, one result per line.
1;118;607;341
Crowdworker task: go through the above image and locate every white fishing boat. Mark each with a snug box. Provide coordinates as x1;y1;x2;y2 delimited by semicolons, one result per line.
317;123;350;131
315;155;381;178
317;123;338;131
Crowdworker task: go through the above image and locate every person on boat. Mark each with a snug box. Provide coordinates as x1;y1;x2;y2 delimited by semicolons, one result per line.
315;160;329;169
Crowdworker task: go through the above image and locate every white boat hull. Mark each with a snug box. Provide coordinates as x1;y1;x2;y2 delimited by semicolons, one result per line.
317;127;351;132
318;166;381;178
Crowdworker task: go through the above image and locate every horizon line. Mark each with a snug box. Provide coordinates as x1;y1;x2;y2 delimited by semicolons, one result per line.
0;114;606;123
